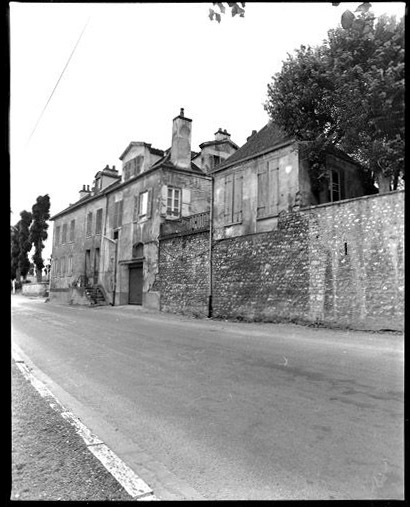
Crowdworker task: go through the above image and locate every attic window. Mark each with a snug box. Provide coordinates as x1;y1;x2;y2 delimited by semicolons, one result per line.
327;169;345;203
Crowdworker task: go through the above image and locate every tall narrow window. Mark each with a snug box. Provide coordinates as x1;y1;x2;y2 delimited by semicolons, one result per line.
328;169;344;202
95;208;103;235
67;255;73;275
224;171;243;224
86;212;93;237
257;160;279;218
139;189;152;219
167;187;181;218
55;226;61;246
113;200;123;229
69;220;75;242
62;223;67;244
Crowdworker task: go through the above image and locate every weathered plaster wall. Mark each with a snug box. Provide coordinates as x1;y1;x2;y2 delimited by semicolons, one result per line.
213;142;299;240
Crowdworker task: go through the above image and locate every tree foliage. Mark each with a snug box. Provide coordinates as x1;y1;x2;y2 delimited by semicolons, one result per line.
11;224;20;280
209;2;245;23
29;194;50;281
264;11;404;192
18;210;33;280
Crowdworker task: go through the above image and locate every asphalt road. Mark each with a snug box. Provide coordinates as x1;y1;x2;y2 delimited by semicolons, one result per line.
11;295;404;500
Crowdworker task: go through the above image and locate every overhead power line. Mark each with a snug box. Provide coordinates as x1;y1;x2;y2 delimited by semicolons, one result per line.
26;17;91;145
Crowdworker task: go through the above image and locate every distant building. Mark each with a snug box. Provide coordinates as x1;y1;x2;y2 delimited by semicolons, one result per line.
49;109;238;308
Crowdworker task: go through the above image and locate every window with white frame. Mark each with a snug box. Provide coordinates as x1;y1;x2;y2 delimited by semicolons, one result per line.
138;190;152;219
167;187;181;218
328;169;345;202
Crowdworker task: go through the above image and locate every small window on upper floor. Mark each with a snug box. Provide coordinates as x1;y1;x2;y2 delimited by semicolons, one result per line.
95;208;103;235
86;212;93;237
55;226;61;246
69;220;75;242
167;187;181;218
138;190;152;220
61;223;67;244
327;169;345;203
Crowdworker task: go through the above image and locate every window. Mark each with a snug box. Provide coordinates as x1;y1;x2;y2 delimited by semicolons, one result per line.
124;155;144;181
328;169;345;202
55;226;61;246
61;224;67;244
67;255;73;275
95;208;103;235
167;187;181;218
86;212;93;237
132;243;144;258
224;171;243;224
69;220;75;242
213;155;222;168
138;190;152;219
257;160;280;219
113;200;123;229
61;256;65;276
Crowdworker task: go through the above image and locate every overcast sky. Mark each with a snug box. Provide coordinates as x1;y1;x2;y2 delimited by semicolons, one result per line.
9;2;405;257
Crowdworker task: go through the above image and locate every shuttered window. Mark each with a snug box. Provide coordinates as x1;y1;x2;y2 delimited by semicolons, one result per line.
69;220;75;242
95;209;103;235
257;160;279;218
62;223;67;244
224;171;243;224
113;200;123;229
86;212;93;237
167;187;181;218
55;226;60;246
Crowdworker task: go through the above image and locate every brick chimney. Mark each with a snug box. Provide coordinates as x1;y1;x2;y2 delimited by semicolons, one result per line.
170;108;192;170
215;128;231;142
79;184;91;199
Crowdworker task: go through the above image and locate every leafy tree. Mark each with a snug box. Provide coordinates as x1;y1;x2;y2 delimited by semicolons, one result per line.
209;2;245;23
11;223;21;280
18;210;33;280
29;194;50;282
264;10;404;193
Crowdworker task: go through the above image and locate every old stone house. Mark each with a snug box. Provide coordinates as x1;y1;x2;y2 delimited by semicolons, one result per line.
157;121;403;331
49;109;238;308
210;121;366;240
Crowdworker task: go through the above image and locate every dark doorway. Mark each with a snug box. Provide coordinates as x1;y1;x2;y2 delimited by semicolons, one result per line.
129;264;143;305
85;250;91;284
93;248;100;284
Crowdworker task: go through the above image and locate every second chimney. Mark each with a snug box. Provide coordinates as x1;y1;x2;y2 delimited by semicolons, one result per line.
170;108;192;170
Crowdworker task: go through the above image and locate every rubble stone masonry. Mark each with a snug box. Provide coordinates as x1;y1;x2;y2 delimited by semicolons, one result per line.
157;190;403;331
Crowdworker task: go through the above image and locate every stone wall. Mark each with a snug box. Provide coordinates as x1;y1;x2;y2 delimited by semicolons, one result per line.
156;191;404;331
157;231;210;317
212;211;310;322
306;190;404;330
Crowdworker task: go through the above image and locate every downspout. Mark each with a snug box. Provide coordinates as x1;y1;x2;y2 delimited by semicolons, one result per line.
208;176;214;318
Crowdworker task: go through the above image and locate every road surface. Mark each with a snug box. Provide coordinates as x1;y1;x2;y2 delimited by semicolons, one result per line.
11;295;404;500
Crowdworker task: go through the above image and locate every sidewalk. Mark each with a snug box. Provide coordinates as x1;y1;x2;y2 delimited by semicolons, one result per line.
11;359;151;501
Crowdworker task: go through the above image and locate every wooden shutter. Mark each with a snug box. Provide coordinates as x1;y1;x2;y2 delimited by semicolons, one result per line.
224;174;233;223
181;188;191;216
133;195;138;221
161;185;168;216
146;190;152;218
257;164;268;218
268;160;280;215
233;172;243;223
118;200;123;227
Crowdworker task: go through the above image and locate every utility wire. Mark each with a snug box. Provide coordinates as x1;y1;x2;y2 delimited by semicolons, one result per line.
26;17;91;145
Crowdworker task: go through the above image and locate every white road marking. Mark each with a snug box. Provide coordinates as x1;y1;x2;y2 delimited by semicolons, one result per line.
12;347;157;500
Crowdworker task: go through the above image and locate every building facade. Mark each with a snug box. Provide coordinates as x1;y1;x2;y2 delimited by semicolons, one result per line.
210;122;366;240
49;109;237;308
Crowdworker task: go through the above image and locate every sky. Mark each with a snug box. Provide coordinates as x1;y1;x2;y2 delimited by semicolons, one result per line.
9;2;406;259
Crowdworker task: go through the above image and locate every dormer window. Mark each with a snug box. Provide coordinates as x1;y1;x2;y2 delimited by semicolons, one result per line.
327;169;345;202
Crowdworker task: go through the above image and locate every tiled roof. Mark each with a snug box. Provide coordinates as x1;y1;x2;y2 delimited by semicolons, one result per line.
210;122;293;173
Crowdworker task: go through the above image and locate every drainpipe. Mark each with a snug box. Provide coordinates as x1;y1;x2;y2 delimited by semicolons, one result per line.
208;176;214;318
112;236;118;306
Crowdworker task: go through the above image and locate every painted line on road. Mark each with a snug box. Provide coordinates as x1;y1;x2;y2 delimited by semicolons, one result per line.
12;347;157;501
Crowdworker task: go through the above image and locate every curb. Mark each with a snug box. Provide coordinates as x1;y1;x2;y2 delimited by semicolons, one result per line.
12;347;158;501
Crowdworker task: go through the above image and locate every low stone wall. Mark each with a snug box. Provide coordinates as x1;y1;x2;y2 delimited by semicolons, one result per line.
22;282;48;297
